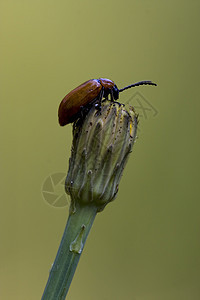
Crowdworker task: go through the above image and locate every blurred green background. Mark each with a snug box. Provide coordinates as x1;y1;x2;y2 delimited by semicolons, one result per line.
1;1;200;299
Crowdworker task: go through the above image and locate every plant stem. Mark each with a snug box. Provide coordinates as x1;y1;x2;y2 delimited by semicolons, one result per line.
42;203;97;300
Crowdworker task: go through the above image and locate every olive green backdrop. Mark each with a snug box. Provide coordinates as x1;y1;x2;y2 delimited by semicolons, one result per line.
1;1;200;299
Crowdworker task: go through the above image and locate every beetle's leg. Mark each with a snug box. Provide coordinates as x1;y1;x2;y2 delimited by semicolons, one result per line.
104;88;108;100
113;101;123;107
110;89;114;102
79;105;84;120
94;87;104;111
98;87;104;102
79;105;90;119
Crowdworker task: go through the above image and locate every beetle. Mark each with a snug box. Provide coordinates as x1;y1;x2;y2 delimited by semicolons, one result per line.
58;78;157;126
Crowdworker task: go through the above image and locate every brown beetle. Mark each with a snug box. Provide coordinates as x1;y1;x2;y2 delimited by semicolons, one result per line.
58;78;156;126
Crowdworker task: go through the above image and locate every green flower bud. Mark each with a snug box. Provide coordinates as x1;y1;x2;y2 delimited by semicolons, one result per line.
65;101;138;212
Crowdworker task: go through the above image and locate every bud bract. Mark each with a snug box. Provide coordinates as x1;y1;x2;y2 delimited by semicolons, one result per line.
65;101;138;212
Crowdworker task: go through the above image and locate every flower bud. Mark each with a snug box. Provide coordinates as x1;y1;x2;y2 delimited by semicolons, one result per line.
65;101;138;212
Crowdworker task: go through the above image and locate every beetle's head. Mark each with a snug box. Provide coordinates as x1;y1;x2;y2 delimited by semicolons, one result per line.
113;85;119;100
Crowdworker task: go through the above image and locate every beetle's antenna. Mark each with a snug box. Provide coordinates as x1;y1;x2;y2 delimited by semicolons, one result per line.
119;81;157;93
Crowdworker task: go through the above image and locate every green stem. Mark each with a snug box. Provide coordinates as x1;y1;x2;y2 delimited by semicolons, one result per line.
42;203;97;300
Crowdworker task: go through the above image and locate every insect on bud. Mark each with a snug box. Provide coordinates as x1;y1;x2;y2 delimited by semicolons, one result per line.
65;101;138;212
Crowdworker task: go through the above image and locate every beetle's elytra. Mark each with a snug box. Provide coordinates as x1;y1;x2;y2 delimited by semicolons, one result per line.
58;78;157;126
